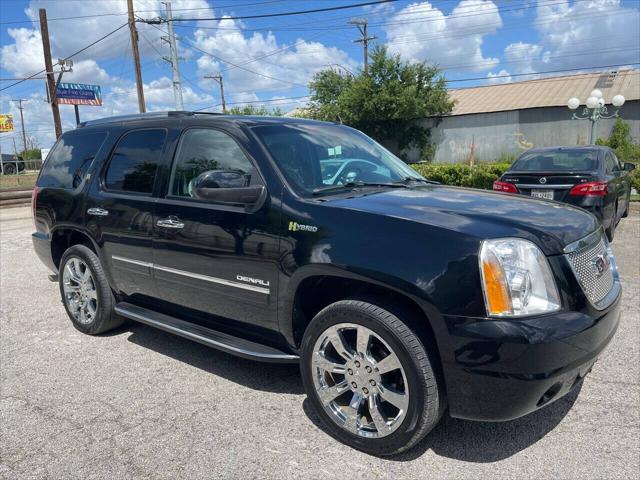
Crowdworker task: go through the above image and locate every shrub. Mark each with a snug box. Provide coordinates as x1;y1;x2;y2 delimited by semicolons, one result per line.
411;162;511;190
597;118;640;191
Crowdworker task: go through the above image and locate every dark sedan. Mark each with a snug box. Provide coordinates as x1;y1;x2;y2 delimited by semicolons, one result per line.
494;146;635;241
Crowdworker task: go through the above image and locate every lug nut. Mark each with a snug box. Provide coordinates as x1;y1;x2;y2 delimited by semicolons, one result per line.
354;360;361;368
347;368;353;375
365;366;372;373
369;379;376;386
351;382;357;388
362;387;369;395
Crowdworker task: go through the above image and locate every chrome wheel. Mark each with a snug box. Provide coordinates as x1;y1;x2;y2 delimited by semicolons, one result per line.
311;323;409;438
62;257;98;325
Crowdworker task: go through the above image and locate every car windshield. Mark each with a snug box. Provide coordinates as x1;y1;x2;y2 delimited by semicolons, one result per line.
252;123;424;195
511;150;599;172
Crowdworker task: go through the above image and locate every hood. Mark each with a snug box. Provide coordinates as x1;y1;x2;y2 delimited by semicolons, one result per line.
326;185;599;255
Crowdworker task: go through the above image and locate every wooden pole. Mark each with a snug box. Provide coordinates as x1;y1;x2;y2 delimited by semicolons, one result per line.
39;9;62;138
127;0;146;113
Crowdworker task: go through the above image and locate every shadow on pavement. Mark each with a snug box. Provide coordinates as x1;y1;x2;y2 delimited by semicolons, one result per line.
117;321;580;463
302;381;582;463
123;322;304;395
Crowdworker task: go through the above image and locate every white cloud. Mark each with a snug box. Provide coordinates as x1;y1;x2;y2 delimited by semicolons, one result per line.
384;0;502;72
0;28;45;77
192;17;357;95
487;69;512;84
499;0;640;76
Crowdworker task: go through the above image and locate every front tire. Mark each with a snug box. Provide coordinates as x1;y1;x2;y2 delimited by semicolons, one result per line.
300;299;442;456
59;244;124;335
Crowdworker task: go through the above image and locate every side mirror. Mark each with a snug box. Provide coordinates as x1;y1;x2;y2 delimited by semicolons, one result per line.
192;169;249;189
624;162;636;171
191;169;267;211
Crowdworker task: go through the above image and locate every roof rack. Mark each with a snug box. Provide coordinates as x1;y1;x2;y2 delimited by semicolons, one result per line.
78;110;224;127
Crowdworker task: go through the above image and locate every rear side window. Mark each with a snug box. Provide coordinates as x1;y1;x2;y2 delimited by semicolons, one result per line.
605;153;620;173
104;129;167;194
38;130;107;189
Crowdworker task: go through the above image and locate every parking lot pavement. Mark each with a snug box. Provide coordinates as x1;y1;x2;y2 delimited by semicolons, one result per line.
1;205;638;480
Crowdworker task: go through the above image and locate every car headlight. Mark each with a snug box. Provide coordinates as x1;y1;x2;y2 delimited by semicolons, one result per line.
479;238;561;317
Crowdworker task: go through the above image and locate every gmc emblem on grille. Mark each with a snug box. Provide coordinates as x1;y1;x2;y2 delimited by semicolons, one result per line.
591;253;610;278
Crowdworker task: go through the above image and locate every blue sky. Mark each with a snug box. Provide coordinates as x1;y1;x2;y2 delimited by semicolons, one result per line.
1;0;639;152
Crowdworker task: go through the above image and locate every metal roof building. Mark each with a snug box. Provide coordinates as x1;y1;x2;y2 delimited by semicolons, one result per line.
449;70;640;116
413;69;640;163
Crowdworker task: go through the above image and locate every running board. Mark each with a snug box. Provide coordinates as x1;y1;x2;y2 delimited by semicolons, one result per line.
115;302;299;363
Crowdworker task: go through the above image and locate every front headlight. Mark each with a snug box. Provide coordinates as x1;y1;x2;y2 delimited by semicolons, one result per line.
479;238;561;317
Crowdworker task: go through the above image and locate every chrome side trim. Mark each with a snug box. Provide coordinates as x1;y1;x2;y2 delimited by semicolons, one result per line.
154;265;270;294
563;228;603;254
112;255;153;268
110;256;271;295
516;184;574;189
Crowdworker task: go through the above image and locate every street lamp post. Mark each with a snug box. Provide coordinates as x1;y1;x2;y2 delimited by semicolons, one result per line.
567;89;625;144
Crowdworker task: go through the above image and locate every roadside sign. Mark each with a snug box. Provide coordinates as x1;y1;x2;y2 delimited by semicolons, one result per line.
0;114;14;132
56;83;102;106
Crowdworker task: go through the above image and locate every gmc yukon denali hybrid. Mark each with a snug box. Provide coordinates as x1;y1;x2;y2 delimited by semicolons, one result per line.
32;112;621;456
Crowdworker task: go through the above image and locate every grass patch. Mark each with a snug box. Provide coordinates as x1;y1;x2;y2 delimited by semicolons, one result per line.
0;173;38;190
630;194;640;202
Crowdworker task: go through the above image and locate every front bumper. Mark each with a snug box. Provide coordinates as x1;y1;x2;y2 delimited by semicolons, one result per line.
441;290;621;421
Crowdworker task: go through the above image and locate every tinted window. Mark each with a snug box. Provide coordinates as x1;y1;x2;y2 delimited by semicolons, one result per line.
512;150;599;172
38;130;107;189
105;129;166;194
605;152;619;173
169;128;257;197
252;124;422;195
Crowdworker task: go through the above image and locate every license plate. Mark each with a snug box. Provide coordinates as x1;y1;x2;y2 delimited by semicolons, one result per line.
531;190;554;200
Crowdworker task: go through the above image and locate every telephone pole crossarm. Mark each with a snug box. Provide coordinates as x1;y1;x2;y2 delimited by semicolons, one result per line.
349;19;376;75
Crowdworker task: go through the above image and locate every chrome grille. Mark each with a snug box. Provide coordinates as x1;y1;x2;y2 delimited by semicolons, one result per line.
565;233;615;307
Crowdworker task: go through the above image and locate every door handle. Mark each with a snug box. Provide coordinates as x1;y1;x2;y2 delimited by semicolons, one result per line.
156;216;185;229
87;207;109;216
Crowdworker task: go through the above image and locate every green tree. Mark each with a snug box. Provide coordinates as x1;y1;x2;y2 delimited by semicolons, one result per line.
596;118;640;162
226;104;284;116
305;46;454;161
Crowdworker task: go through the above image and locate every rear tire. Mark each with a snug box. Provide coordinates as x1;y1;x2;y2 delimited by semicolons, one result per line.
300;299;442;456
2;163;16;175
59;244;124;335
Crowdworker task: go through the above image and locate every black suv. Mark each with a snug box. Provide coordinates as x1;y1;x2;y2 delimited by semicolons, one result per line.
32;112;621;456
494;146;635;241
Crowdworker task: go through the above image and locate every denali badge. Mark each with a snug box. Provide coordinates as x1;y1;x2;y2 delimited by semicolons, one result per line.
539;177;547;184
591;253;610;278
288;221;318;232
236;275;270;287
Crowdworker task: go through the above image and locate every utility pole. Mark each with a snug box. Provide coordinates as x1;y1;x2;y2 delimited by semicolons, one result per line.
13;99;27;155
349;19;376;75
127;0;146;113
204;74;226;113
39;9;62;138
162;2;184;110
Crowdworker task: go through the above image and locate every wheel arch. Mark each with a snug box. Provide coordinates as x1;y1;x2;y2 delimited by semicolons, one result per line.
50;226;100;269
282;266;446;387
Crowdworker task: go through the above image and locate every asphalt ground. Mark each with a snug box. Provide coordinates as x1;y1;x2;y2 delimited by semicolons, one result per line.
1;205;638;479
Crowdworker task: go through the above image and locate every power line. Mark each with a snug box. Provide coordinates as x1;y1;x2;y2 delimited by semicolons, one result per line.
141;18;309;90
0;22;129;92
0;0;289;25
446;63;640;84
169;0;400;22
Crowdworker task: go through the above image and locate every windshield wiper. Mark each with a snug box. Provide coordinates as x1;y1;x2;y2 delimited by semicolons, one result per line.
312;181;409;196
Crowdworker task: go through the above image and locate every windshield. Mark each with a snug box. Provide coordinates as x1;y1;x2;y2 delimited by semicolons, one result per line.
252;123;423;195
511;150;599;172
